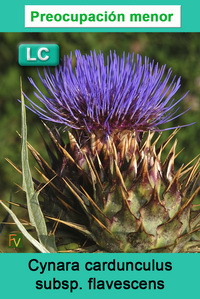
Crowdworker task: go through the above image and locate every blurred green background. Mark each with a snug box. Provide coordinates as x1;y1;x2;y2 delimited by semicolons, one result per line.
0;32;199;252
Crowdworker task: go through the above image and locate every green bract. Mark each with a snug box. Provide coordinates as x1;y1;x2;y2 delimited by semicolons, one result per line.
28;126;200;252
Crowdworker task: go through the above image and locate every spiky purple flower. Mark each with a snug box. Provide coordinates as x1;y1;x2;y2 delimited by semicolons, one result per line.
26;50;190;135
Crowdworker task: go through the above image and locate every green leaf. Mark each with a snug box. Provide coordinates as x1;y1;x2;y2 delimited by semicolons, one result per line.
20;80;56;252
0;201;50;253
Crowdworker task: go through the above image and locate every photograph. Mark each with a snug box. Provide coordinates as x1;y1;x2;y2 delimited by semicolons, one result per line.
0;32;199;253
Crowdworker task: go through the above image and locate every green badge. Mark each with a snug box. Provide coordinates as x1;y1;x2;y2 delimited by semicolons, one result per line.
18;44;59;66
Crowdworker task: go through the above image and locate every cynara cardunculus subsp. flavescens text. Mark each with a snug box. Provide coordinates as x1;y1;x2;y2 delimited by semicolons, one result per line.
24;51;200;253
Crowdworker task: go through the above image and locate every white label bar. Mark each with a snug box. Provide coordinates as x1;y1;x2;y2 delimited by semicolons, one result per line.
25;5;181;28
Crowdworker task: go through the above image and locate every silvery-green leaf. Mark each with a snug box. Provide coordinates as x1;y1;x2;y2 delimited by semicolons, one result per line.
20;81;56;252
0;201;50;253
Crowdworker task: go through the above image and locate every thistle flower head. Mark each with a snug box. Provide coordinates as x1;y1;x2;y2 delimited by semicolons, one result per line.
15;50;200;253
27;50;190;135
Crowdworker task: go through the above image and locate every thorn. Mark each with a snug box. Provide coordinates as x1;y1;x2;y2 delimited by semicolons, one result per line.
80;186;106;217
5;158;22;174
185;158;200;188
165;166;183;193
68;131;81;151
180;186;200;212
161;128;180;152
114;160;128;193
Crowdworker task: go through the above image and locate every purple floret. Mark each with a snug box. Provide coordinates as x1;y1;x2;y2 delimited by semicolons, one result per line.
25;50;191;134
